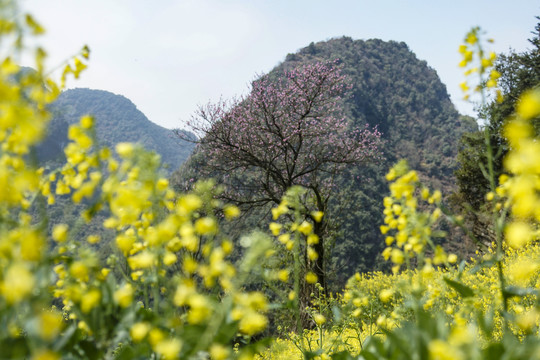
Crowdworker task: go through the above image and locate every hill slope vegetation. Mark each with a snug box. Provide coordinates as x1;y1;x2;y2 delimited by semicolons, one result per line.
50;88;194;171
178;37;477;283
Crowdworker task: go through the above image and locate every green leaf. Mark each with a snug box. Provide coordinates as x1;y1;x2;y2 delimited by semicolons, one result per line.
79;340;101;360
332;305;342;323
503;285;538;298
443;277;475;298
483;341;504;360
53;323;77;351
477;309;495;338
303;349;323;360
469;258;497;274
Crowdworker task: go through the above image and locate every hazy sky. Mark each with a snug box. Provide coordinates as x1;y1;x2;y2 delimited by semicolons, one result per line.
22;0;539;130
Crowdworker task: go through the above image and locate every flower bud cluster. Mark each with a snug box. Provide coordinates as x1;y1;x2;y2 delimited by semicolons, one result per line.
496;89;540;250
458;27;502;102
269;187;323;286
381;160;457;274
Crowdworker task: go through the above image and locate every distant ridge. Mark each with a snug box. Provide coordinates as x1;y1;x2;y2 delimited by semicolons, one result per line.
51;88;194;171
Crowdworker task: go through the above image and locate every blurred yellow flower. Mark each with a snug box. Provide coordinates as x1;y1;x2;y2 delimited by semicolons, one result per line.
32;350;60;360
115;142;134;158
224;204;240;219
210;344;230;360
114;283;133;308
505;222;533;249
313;313;326;326
305;272;318;284
311;211;324;223
38;310;63;340
195;217;217;235
130;322;151;342
516;89;540;120
154;338;182;360
52;223;68;242
239;311;267;336
379;289;393;303
298;221;313;235
81;288;101;313
269;222;282;236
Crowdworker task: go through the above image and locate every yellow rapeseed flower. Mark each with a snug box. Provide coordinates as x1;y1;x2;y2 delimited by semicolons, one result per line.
311;210;324;223
238;311;267;336
128;251;156;269
278;269;289;282
515;309;539;332
507;259;540;286
194;217;217;235
20;228;45;261
516;89;540;120
32;350;60;360
313;313;326;326
80;115;93;129
307;233;319;245
277;233;290;245
38;310;63;340
224;204;240;219
379;289;393;303
210;344;230;360
163;251;177;266
269;222;282;236
177;194;202;215
505;222;533;249
69;261;89;282
130;322;151;342
52;223;68;242
187;293;211;324
2;263;35;303
390;248;404;264
115;142;134;158
288;291;296;301
305;272;318;284
271;200;289;220
156;178;169;191
429;339;464;360
307;247;318;261
81;288;101;313
298;221;313;235
115;232;136;255
114;283;133;308
87;234;100;244
154;338;182;360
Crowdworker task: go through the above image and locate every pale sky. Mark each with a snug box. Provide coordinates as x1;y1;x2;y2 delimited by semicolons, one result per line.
22;0;539;130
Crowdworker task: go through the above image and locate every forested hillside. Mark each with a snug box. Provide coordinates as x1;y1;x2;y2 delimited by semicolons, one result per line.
281;37;475;185
285;37;477;280
50;88;194;171
34;89;196;252
175;37;477;283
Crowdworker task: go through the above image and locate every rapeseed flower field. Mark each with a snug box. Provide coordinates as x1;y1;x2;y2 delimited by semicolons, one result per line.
0;2;539;359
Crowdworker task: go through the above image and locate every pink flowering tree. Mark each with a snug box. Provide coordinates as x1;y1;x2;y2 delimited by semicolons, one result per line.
179;60;382;294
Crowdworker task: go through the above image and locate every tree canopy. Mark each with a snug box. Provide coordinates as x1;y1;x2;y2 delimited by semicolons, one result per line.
180;60;382;295
187;61;381;207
